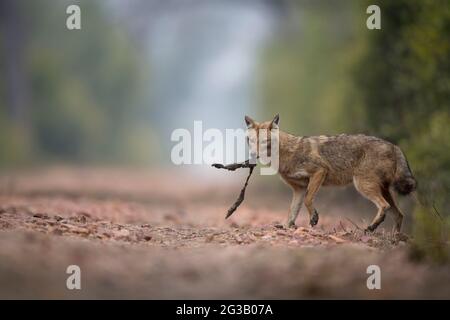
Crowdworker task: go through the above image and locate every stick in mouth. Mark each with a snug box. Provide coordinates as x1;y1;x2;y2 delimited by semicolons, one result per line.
211;160;256;219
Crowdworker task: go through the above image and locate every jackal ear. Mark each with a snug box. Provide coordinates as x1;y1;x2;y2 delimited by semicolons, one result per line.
271;114;280;129
245;115;256;128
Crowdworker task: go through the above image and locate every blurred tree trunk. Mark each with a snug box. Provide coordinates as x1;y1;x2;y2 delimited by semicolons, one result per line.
0;0;29;127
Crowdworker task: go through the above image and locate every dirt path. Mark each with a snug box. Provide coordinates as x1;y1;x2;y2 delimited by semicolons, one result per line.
0;168;449;299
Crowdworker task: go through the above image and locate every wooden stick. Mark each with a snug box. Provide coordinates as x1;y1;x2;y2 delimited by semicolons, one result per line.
211;159;256;171
212;160;256;219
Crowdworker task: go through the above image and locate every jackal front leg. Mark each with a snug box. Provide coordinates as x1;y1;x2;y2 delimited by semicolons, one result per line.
287;187;304;228
304;168;327;227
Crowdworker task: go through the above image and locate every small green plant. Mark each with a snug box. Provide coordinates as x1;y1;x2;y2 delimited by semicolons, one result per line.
410;203;449;264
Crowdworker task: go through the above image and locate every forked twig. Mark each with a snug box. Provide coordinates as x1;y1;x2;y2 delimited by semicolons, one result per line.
212;159;256;171
212;160;257;219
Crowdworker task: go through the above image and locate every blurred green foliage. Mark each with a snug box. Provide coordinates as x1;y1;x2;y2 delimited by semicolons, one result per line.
0;0;156;167
357;0;449;262
260;0;366;135
262;0;449;261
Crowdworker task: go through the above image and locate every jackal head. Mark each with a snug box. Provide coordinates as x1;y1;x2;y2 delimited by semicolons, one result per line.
244;114;279;160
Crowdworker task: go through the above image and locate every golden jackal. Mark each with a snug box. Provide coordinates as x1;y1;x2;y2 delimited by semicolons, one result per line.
245;114;416;233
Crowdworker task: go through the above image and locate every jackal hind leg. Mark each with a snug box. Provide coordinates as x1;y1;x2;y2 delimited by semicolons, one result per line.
382;187;404;233
287;187;304;228
353;176;390;232
304;168;327;227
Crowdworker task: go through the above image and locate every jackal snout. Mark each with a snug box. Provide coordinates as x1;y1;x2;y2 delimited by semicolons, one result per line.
245;114;279;159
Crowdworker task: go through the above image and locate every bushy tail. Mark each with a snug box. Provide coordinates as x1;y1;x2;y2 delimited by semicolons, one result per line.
393;146;417;195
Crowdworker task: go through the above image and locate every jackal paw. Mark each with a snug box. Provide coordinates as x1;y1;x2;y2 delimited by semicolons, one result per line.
286;221;297;229
364;225;376;233
310;210;319;227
